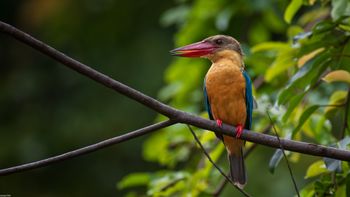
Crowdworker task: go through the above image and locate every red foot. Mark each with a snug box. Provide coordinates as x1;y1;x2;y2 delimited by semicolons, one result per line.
235;124;244;138
216;119;223;127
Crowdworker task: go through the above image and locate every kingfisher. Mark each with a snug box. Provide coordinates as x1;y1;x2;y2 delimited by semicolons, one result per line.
170;35;253;188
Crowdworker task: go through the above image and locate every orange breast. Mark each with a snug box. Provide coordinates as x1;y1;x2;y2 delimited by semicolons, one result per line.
205;63;246;126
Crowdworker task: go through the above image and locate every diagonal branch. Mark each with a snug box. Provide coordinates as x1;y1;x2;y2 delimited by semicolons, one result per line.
0;120;175;176
0;20;349;176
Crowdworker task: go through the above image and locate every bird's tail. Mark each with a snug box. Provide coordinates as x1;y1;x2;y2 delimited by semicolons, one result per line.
228;147;246;189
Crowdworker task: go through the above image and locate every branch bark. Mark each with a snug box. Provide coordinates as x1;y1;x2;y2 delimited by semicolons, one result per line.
0;120;175;176
0;20;349;175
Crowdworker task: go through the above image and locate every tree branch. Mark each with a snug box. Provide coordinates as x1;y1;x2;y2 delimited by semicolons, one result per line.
0;120;175;176
0;21;349;176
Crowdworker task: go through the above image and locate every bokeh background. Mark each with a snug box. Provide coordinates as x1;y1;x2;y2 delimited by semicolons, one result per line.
1;0;350;196
0;0;175;196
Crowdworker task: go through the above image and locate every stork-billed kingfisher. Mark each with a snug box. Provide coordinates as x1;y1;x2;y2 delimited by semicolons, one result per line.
170;35;253;188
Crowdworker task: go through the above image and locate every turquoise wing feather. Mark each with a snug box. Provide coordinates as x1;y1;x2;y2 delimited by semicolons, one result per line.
242;70;253;130
203;78;213;120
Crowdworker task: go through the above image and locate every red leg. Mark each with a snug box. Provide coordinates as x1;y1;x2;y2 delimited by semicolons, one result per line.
216;119;223;127
235;124;244;138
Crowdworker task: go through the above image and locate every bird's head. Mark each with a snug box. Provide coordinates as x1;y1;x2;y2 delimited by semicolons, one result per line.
170;35;243;62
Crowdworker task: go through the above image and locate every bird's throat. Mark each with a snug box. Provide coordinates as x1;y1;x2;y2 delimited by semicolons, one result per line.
208;49;244;70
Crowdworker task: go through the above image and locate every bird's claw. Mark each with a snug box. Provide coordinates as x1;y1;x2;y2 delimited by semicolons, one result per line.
216;119;223;127
235;124;243;138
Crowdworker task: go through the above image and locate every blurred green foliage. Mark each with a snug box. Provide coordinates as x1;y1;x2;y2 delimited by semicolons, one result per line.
118;0;350;196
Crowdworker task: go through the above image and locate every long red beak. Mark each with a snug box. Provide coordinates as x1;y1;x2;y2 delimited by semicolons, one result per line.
170;41;217;57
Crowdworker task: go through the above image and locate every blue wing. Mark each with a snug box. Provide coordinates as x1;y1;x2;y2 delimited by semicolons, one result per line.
203;78;213;120
243;70;253;130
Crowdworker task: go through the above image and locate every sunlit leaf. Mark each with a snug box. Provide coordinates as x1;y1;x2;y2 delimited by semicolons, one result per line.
339;24;350;32
284;0;303;24
305;160;329;178
117;173;150;189
300;182;315;197
308;0;317;5
325;90;347;113
297;48;325;67
323;70;350;84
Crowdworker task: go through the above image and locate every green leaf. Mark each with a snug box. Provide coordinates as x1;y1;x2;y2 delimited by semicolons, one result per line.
148;171;189;195
284;0;303;24
325;90;347;113
312;20;337;34
292;105;319;137
305;160;328;178
297;48;324;67
265;48;296;82
277;51;330;105
282;92;306;122
117;173;150;190
346;174;350;197
300;182;315;197
336;185;346;197
331;0;350;20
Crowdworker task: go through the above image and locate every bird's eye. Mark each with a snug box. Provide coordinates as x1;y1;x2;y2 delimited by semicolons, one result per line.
215;39;223;45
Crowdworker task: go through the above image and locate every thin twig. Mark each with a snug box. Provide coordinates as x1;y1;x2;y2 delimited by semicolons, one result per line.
266;111;300;197
0;120;176;176
341;88;350;139
186;125;252;197
212;125;272;196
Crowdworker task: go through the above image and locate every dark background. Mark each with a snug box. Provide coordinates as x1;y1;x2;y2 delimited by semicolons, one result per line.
0;0;176;196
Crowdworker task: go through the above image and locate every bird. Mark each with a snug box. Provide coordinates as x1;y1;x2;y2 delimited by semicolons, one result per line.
170;35;253;189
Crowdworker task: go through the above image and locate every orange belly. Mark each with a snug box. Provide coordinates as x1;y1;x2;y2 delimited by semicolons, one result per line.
205;65;246;125
205;63;246;155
